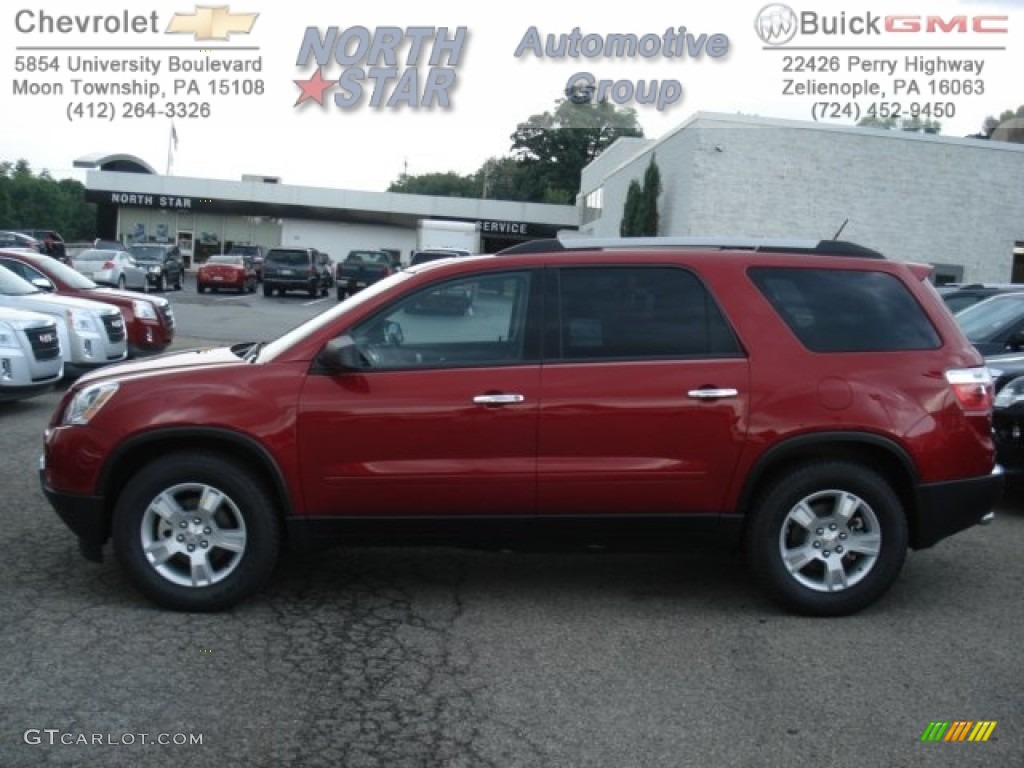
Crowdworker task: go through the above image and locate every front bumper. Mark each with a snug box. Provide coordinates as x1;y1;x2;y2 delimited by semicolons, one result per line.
911;467;1003;549
39;459;108;561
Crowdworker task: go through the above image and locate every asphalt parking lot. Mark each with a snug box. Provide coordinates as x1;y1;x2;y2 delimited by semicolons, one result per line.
1;275;1022;767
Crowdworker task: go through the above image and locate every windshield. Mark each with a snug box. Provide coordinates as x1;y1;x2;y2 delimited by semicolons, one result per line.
956;295;1024;342
0;264;43;295
345;251;389;264
129;246;167;262
259;271;413;362
208;255;243;265
265;250;309;267
230;246;260;256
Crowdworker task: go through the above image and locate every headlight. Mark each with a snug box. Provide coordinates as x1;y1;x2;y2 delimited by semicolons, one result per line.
0;321;16;349
149;265;162;273
994;377;1024;409
66;310;95;332
63;381;120;425
132;300;157;320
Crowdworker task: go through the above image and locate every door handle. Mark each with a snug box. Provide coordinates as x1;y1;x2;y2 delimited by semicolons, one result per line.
473;393;525;405
687;388;739;400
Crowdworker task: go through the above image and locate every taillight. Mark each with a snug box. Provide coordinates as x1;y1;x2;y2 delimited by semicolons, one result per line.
102;261;115;269
946;368;994;411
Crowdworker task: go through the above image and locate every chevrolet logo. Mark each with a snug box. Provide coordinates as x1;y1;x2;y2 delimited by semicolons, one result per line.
165;5;258;41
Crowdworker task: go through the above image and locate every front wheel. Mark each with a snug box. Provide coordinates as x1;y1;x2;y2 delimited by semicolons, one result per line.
745;461;907;617
112;452;280;612
156;274;166;292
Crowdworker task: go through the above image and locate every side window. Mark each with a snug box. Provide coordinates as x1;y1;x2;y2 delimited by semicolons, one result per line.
554;266;741;360
749;267;941;352
1;259;42;283
348;271;535;369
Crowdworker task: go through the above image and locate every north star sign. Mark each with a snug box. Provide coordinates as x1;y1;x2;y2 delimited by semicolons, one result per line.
109;192;194;209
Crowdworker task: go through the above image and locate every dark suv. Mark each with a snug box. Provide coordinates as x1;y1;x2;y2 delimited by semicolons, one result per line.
40;236;1001;615
128;244;185;291
262;247;333;297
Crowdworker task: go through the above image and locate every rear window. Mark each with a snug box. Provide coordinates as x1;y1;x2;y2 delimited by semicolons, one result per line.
265;250;310;267
208;254;243;265
750;267;941;352
345;251;389;264
75;250;116;262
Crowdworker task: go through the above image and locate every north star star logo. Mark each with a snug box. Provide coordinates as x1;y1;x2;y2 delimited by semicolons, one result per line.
166;5;258;41
294;68;333;107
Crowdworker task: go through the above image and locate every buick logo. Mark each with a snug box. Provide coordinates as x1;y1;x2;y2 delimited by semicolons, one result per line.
756;3;798;45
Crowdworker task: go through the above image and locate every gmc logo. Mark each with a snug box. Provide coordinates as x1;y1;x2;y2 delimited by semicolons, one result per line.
37;333;55;343
885;15;1008;33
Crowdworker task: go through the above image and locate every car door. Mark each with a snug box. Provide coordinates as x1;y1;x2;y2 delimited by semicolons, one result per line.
538;265;750;516
297;269;542;517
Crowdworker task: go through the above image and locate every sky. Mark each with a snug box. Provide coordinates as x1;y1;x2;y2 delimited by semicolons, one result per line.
1;0;1021;192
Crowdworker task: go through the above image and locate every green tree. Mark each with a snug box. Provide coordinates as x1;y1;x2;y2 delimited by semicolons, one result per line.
0;158;96;240
620;155;661;237
978;105;1024;143
388;171;480;197
856;115;941;134
511;97;644;203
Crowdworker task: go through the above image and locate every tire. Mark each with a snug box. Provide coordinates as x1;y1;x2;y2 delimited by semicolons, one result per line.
197;283;206;294
156;274;166;292
112;452;281;612
744;461;907;617
174;271;183;291
308;283;318;298
117;275;126;290
263;284;272;297
337;286;346;301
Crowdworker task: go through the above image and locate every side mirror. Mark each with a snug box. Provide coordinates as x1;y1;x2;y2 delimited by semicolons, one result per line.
31;277;54;292
318;335;367;372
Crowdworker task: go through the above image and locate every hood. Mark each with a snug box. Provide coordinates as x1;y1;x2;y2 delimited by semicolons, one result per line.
90;287;169;308
0;305;54;328
75;344;250;387
0;291;122;317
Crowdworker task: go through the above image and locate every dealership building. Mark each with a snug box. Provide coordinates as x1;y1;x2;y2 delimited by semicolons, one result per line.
78;112;1024;282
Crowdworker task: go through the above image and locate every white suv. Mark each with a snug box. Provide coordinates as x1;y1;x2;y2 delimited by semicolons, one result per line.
0;306;63;400
0;264;126;375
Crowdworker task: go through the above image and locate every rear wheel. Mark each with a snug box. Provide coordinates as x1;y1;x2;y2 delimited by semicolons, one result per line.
117;275;126;290
745;461;907;616
337;286;346;301
112;452;281;612
197;283;206;294
262;284;272;297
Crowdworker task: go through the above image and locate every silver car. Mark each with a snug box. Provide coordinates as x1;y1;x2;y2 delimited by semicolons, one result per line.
71;248;148;291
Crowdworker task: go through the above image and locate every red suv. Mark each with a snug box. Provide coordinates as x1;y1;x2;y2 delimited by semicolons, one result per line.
39;237;1002;614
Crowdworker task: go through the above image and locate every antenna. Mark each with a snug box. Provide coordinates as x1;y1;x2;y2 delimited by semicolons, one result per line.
832;218;849;240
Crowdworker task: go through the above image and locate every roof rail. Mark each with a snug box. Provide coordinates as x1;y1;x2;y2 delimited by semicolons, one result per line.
549;234;886;258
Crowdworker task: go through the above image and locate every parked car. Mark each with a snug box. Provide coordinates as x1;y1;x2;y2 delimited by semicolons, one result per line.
226;244;266;281
937;283;1024;314
197;253;257;294
0;230;44;253
952;292;1024;355
261;247;333;297
39;236;1001;615
17;229;67;262
128;244;184;292
336;250;395;300
991;375;1024;476
71;248;148;291
0;259;127;375
0;305;63;401
0;250;174;357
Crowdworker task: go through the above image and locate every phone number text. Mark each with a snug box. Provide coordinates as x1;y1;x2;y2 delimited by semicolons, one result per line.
66;101;212;122
811;101;955;122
